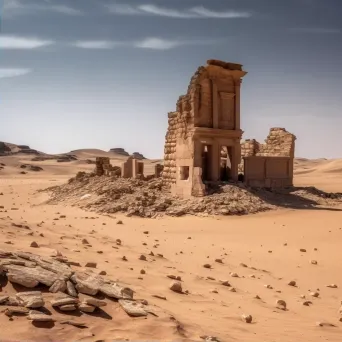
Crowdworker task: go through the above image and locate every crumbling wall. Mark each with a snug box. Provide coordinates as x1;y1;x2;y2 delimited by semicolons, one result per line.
163;87;196;185
239;139;260;173
257;128;295;157
238;128;295;174
95;157;121;177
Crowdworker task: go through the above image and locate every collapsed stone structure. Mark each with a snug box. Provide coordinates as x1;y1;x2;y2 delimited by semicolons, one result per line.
239;128;296;187
95;156;162;179
162;59;296;197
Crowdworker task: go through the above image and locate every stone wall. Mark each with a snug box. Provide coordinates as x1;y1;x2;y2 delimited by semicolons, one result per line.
163;103;193;185
239;128;296;174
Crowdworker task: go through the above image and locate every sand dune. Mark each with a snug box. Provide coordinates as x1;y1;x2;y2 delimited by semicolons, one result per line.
1;149;342;341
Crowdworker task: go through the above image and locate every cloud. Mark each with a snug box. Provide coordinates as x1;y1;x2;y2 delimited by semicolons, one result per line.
3;0;83;17
72;40;124;49
0;36;54;49
134;38;184;50
0;68;32;79
106;3;252;19
289;27;341;34
71;37;216;50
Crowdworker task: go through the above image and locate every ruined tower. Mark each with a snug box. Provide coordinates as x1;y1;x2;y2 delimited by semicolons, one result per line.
163;59;247;197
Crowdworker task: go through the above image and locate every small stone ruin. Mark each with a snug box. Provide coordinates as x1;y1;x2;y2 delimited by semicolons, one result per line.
95;156;163;179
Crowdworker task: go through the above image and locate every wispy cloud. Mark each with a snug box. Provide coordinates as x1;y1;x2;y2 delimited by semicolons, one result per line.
3;0;83;17
0;68;32;79
0;36;54;49
72;40;124;49
72;37;216;50
290;27;341;34
106;3;252;19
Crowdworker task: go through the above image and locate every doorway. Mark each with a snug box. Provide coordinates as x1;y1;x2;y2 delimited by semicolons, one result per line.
220;146;233;181
201;144;212;182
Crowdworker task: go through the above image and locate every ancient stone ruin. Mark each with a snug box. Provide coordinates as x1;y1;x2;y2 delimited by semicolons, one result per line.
162;59;296;197
239;128;296;187
95;156;162;179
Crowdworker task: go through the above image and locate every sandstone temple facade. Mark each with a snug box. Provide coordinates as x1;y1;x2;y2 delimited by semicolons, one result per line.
162;59;296;197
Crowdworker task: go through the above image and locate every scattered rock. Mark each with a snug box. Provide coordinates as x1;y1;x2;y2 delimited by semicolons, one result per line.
215;259;223;264
83;297;107;308
59;304;77;311
119;299;147;317
241;314;252;323
288;280;296;287
85;262;97;268
310;291;320;298
30;241;39;248
311;260;318;265
169;281;182;293
326;284;338;288
28;310;54;322
300;249;307;253
16;291;44;308
303;301;312;306
116;220;123;225
51;296;79;307
66;281;78;297
139;255;147;261
5;307;29;317
79;303;96;313
203;264;211;269
276;299;287;310
49;279;67;293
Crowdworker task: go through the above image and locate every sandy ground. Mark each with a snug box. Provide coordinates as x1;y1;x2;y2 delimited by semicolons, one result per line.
1;152;342;341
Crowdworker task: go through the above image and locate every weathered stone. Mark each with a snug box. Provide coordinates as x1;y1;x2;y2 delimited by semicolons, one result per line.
66;280;78;297
28;310;54;322
118;299;147;317
241;314;252;323
49;279;67;293
0;296;9;304
100;283;133;299
169;281;182;293
51;296;79;307
79;303;96;313
5;307;29;316
83;297;107;308
59;304;77;311
6;264;60;287
276;299;287;310
60;320;88;328
16;291;44;308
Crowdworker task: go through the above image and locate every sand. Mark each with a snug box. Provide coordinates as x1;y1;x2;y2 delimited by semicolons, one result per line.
1;151;342;342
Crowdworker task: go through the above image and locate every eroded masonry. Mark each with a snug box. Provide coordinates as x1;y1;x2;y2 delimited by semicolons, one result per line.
162;59;296;197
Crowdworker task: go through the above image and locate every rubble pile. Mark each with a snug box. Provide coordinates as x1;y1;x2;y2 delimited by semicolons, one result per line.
0;249;150;322
47;173;274;217
46;173;342;218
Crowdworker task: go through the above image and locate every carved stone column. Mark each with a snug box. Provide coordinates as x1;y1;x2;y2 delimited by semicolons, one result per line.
212;80;219;129
234;79;242;130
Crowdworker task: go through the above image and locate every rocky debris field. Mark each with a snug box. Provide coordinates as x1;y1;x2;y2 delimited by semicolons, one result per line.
45;173;342;218
0;249;159;325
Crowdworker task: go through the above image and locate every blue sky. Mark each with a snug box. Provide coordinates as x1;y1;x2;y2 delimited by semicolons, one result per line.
1;0;342;158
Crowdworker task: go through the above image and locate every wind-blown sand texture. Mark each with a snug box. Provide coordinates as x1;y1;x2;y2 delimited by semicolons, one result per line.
1;148;342;342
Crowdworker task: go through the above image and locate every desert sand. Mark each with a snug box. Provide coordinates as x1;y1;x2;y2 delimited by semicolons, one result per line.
1;148;342;342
